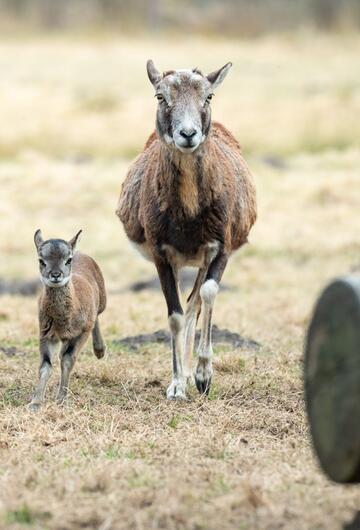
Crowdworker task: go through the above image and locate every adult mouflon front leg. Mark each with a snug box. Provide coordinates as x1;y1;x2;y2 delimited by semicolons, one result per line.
156;259;187;400
195;252;228;395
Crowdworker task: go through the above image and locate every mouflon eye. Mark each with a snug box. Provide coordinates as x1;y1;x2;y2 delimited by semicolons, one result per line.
39;258;46;267
155;93;165;102
65;257;72;266
206;94;214;104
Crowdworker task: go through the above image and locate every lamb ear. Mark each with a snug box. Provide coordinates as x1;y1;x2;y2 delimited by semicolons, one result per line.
34;229;44;251
206;62;232;89
69;230;82;250
147;60;162;87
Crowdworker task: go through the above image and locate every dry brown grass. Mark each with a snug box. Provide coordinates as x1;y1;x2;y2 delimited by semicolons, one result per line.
1;34;360;530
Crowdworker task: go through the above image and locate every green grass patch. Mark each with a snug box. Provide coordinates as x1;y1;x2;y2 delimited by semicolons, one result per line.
21;338;38;350
168;414;180;429
104;445;121;460
4;505;51;526
5;506;35;525
207;384;220;401
167;413;193;429
213;478;232;496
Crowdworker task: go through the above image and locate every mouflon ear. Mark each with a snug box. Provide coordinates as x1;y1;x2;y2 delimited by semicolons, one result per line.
34;229;44;251
69;230;82;251
147;60;162;87
206;62;232;90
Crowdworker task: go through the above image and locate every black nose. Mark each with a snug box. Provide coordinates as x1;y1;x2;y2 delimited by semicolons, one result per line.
180;129;197;139
51;272;61;280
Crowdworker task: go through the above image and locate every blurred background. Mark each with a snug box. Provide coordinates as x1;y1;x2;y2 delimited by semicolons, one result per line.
1;0;360;34
0;0;358;287
0;0;359;286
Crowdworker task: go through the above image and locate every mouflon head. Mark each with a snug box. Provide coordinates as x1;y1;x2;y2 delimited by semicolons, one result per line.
147;60;232;154
34;229;82;288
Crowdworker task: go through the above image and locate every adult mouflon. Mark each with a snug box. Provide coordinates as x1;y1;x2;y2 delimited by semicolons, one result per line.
116;60;257;400
30;230;106;410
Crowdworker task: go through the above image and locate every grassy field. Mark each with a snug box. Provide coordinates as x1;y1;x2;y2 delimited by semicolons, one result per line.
0;33;360;530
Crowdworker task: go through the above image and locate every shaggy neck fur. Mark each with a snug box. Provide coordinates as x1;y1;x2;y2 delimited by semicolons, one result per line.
159;138;210;218
43;281;74;318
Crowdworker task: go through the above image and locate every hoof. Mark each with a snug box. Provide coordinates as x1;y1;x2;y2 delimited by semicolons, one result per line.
195;359;213;396
166;379;187;400
28;401;41;412
195;375;212;395
94;347;105;359
56;391;67;405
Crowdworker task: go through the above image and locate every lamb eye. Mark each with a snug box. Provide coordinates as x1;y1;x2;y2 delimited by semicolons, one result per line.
66;258;72;266
39;259;46;267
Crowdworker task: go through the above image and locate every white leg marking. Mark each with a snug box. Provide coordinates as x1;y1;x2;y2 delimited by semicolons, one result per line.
167;312;187;400
200;279;219;307
195;279;219;394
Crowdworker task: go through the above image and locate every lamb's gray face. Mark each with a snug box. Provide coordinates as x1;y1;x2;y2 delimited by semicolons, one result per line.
147;61;232;154
34;230;82;288
37;240;73;287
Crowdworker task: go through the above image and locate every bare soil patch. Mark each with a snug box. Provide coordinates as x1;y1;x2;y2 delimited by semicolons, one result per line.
115;325;260;353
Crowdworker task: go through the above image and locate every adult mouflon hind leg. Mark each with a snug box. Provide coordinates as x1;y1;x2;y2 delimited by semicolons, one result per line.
195;252;228;395
195;279;218;394
183;268;205;383
183;242;220;388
